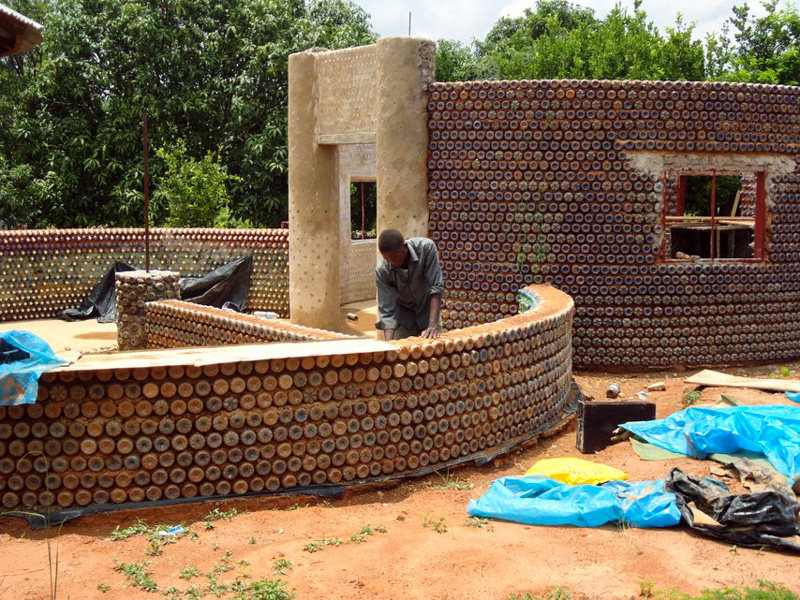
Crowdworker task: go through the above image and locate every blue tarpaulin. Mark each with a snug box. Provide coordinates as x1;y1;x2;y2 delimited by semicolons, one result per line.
0;331;67;406
466;476;681;528
621;406;800;481
786;392;800;404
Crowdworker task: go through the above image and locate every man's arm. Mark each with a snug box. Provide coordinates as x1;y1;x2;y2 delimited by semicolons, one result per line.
421;294;441;339
420;240;444;338
375;268;399;341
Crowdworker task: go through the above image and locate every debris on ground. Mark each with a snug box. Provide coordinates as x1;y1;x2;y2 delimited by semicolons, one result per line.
620;405;800;481
524;457;627;485
0;330;67;405
665;467;800;552
685;369;800;393
467;475;680;529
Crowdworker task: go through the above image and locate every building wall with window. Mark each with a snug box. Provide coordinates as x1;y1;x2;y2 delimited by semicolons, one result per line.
427;79;800;368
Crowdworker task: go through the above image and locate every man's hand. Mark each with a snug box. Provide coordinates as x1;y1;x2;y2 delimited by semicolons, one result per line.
421;327;440;339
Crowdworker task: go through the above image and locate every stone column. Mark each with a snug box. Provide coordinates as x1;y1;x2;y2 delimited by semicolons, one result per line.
375;38;435;241
116;270;181;350
288;50;341;331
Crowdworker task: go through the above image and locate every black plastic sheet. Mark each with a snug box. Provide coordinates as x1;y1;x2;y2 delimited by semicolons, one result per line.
665;467;800;552
180;255;252;310
60;256;253;323
60;261;135;323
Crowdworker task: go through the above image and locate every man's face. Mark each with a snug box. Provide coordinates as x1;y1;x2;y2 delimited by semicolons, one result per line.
381;243;408;267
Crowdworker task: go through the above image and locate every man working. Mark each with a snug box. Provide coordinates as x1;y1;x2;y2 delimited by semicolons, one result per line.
375;229;443;340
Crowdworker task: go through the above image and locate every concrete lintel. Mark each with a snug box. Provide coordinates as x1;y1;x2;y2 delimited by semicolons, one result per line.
317;133;376;146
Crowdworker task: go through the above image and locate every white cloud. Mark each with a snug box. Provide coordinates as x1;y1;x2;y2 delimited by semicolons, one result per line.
353;0;770;45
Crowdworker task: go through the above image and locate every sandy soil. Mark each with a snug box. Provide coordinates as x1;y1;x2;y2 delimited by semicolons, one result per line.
1;363;799;600
0;319;117;355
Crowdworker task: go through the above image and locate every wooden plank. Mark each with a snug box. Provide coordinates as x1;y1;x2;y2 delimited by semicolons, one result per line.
685;369;800;393
730;189;741;217
53;338;398;373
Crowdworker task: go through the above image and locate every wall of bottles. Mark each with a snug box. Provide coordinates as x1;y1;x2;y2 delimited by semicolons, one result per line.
0;285;575;513
0;228;290;322
427;79;800;368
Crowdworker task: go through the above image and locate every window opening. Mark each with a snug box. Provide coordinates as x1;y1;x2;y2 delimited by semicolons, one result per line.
350;181;377;240
665;170;765;262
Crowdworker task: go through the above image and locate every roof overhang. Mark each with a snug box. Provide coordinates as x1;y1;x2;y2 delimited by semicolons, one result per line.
0;3;43;57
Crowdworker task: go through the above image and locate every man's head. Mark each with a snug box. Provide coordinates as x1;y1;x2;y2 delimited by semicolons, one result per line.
378;229;408;267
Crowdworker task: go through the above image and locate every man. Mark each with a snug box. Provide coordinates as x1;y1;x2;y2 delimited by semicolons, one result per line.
375;229;443;340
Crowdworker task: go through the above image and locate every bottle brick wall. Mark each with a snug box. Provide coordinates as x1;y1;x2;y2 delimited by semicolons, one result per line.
0;285;575;515
427;79;800;368
0;228;289;322
146;300;351;349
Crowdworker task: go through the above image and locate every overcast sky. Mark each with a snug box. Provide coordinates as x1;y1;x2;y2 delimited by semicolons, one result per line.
352;0;770;46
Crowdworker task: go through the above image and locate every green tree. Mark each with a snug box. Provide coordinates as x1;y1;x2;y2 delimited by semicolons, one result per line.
435;39;483;82
1;0;375;228
728;0;800;83
155;140;239;228
467;0;708;81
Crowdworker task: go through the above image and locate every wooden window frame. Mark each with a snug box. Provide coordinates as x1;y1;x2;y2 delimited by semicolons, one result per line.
663;169;766;263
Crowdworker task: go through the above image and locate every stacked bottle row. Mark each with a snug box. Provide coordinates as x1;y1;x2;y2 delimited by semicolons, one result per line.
427;78;800;368
145;301;351;349
117;271;181;351
0;286;575;512
0;229;289;322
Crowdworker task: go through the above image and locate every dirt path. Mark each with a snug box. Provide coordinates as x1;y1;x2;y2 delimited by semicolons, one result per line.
2;364;799;600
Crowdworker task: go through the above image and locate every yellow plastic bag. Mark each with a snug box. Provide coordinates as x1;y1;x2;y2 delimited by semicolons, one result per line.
524;457;628;485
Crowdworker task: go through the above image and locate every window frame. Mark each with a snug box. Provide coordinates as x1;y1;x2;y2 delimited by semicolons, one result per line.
662;169;766;263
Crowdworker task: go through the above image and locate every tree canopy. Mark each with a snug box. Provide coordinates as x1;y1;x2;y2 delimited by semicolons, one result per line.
1;0;798;229
436;0;799;84
0;0;375;228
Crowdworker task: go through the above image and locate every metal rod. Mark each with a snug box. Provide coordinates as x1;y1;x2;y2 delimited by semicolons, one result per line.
408;12;411;36
710;170;716;262
142;111;150;272
361;182;365;240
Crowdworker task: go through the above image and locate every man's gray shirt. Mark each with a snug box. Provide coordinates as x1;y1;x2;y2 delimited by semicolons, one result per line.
375;237;443;333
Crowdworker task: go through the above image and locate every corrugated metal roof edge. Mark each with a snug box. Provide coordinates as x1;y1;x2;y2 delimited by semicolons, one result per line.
0;3;43;31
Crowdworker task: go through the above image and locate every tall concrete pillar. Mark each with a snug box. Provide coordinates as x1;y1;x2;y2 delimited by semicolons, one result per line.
288;51;341;331
375;38;435;241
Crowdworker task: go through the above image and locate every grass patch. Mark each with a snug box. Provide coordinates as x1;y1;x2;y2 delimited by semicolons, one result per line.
113;560;158;592
682;389;702;408
422;514;448;534
179;567;200;580
109;518;149;540
231;578;295;600
109;518;192;556
432;470;474;491
768;366;792;378
204;507;247;530
639;580;797;600
302;541;323;553
464;517;494;531
508;588;570;600
272;558;293;576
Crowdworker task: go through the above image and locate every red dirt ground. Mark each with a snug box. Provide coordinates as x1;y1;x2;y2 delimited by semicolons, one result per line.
1;363;799;600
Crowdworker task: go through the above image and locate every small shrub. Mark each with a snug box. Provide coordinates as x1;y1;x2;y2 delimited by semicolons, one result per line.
464;517;494;531
179;567;200;580
432;471;474;491
272;558;293;576
683;389;702;407
422;514;448;534
113;561;158;592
